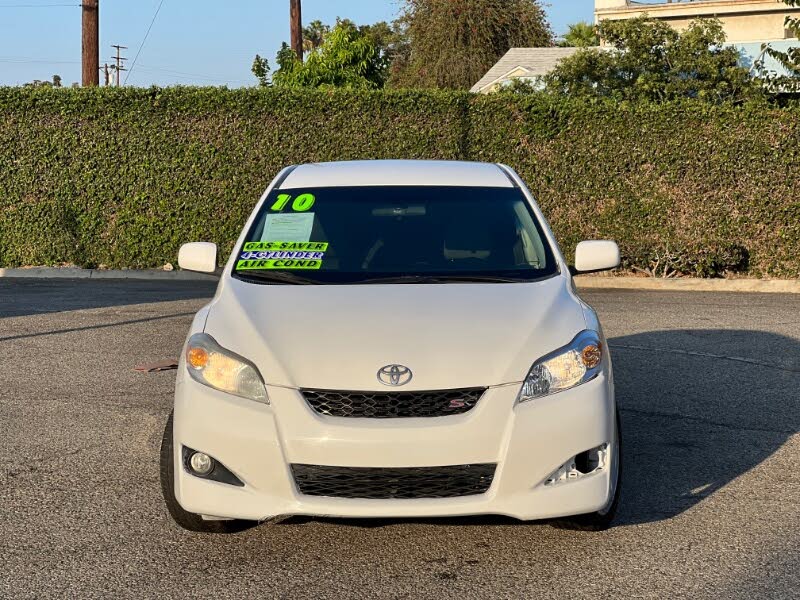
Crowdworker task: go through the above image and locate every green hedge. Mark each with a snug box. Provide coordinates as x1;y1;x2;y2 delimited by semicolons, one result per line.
471;96;800;277
1;87;798;277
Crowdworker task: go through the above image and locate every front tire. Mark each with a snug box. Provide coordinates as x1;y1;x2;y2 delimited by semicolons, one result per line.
552;406;622;532
159;411;254;534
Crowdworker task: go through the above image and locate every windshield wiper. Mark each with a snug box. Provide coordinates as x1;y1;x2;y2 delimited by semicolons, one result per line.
359;274;528;284
233;270;320;285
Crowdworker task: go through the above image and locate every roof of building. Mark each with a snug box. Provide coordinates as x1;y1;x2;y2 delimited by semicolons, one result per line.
470;47;582;93
281;160;514;189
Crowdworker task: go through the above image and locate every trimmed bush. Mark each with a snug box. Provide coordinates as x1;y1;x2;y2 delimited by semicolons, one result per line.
469;95;800;278
0;87;798;277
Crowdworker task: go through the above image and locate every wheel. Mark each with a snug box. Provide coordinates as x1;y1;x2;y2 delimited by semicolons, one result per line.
552;406;622;532
159;411;255;534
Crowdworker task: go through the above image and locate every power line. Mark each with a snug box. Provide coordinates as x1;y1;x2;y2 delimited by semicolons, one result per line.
0;55;249;85
135;69;251;86
137;63;251;83
0;57;79;64
124;0;165;85
0;4;79;7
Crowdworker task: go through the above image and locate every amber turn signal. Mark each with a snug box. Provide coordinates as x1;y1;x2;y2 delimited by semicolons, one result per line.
187;346;209;369
581;344;602;369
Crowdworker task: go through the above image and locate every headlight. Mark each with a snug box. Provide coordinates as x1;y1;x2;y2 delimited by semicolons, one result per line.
517;330;603;402
185;333;268;403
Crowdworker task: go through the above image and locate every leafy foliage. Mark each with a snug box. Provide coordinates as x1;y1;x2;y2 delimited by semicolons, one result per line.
469;95;799;278
355;20;410;78
307;18;410;85
23;74;63;88
253;21;387;89
0;87;798;277
543;17;760;103
390;0;552;90
314;20;411;87
303;20;330;52
558;22;599;48
251;55;270;87
763;0;800;90
0;87;467;270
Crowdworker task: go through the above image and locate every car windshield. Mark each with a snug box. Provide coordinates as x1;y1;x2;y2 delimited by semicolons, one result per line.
232;185;559;285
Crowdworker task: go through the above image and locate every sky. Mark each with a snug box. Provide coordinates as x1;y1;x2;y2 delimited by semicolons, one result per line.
0;0;595;87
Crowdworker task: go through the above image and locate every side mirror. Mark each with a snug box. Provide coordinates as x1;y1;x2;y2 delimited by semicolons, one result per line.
573;240;620;274
178;242;218;273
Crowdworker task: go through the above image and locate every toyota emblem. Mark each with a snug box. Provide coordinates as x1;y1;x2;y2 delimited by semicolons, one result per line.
377;364;413;387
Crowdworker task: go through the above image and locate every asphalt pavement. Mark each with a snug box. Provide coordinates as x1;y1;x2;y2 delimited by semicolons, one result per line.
1;279;798;599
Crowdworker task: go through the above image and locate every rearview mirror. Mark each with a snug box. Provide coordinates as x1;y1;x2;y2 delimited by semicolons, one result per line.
178;242;218;273
573;240;620;274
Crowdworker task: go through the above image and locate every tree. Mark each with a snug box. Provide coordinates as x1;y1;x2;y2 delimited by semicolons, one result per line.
390;0;552;90
251;18;401;88
558;22;599;48
23;74;63;88
303;19;330;53
253;16;410;88
763;0;799;89
358;21;408;65
264;21;386;89
309;18;409;77
541;16;759;103
251;55;270;86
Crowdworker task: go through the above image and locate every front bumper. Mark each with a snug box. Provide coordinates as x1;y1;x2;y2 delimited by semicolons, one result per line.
173;375;615;522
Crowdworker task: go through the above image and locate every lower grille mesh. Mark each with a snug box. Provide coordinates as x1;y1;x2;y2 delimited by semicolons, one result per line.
291;464;497;499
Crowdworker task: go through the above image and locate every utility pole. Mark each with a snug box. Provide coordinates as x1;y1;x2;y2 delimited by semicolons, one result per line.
102;63;110;86
81;0;99;86
290;0;303;61
111;45;128;86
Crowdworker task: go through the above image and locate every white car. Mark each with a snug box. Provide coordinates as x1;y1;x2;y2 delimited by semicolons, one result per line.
160;160;622;533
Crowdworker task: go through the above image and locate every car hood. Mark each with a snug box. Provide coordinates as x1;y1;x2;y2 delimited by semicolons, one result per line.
203;276;585;390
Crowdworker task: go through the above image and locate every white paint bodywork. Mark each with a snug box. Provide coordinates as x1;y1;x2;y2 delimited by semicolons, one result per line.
177;242;218;273
173;160;616;522
575;240;621;274
281;160;514;189
204;277;584;390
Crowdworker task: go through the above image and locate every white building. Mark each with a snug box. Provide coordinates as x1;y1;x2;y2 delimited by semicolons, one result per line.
596;0;799;76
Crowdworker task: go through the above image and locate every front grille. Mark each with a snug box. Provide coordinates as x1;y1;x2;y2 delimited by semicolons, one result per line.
301;388;485;418
291;464;497;499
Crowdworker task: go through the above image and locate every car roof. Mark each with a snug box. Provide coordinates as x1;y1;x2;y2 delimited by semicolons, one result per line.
279;160;514;189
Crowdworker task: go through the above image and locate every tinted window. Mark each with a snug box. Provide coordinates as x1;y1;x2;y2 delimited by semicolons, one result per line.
233;186;558;284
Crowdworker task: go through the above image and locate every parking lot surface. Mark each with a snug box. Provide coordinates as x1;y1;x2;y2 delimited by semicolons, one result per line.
1;279;799;599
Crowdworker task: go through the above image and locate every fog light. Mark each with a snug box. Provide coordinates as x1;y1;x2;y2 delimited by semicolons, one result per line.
182;446;244;487
189;452;214;475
